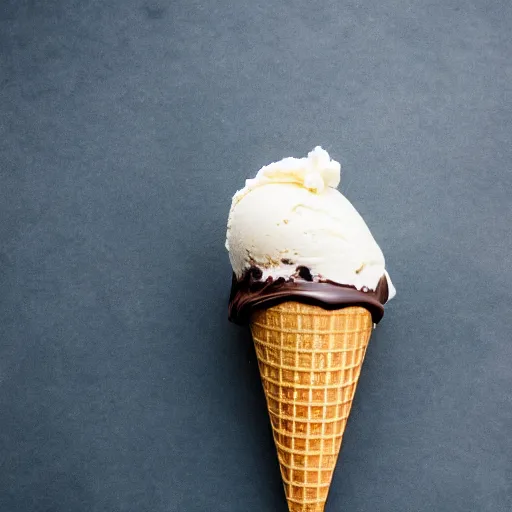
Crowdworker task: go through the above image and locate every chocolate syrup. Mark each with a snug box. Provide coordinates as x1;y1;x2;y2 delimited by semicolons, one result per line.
229;267;390;325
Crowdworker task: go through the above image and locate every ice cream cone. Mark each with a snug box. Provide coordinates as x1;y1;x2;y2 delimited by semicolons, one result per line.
250;302;373;512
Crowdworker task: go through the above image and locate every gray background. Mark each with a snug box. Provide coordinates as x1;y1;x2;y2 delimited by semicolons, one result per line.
1;1;511;511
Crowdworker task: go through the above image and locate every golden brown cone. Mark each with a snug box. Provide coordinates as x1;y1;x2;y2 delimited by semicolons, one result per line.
250;302;373;512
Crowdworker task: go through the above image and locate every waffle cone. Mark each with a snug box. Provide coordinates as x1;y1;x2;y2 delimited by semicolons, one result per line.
250;302;373;512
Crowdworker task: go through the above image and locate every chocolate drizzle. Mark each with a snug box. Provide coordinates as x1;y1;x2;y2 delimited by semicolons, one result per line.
229;267;389;325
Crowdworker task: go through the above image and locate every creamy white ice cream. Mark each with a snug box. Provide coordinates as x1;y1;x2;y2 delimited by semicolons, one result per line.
226;147;395;298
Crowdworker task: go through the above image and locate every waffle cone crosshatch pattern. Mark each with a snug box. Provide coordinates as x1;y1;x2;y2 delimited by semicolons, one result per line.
250;302;373;512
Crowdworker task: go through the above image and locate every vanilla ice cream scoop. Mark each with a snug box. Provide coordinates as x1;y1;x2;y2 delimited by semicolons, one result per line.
226;147;395;300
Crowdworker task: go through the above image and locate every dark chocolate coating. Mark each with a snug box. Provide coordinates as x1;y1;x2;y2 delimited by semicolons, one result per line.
229;267;390;324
